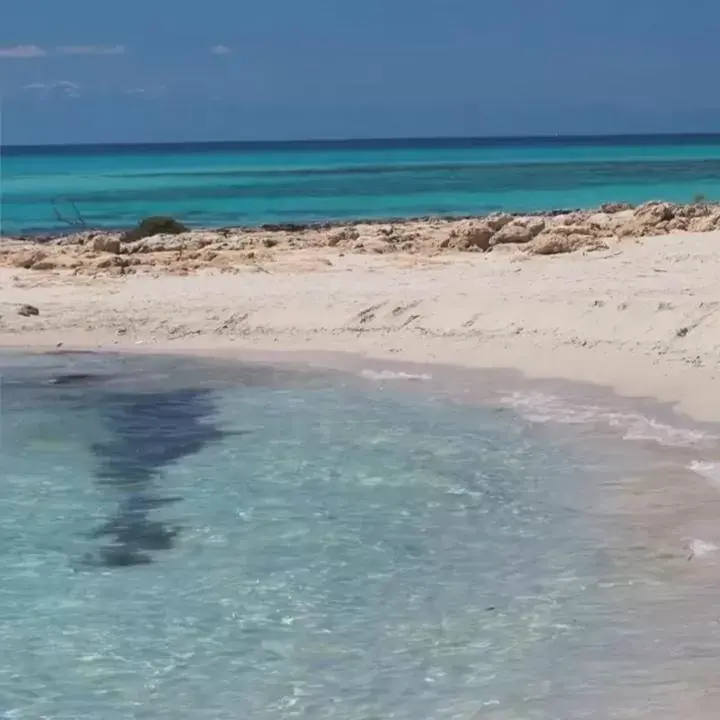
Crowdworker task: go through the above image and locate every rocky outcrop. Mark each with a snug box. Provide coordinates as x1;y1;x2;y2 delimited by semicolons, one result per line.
5;200;720;275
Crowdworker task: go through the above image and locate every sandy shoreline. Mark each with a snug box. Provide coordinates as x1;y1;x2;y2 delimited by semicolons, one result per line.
2;204;720;422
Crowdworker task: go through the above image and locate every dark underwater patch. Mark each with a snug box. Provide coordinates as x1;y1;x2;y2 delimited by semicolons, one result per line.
85;387;243;568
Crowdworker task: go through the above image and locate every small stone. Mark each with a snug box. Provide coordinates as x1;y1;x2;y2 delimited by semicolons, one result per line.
18;304;39;317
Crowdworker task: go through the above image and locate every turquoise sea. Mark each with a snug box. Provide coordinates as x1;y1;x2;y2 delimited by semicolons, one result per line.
3;134;720;235
4;350;720;718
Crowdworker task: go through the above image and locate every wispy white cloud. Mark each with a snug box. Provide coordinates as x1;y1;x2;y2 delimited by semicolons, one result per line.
0;44;47;59
57;44;126;56
23;80;81;97
124;84;167;96
210;44;232;55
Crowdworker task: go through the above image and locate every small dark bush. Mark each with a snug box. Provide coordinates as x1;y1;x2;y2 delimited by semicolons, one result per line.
121;216;189;243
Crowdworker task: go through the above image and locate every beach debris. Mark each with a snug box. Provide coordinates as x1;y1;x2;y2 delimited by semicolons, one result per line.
120;215;189;243
18;303;39;317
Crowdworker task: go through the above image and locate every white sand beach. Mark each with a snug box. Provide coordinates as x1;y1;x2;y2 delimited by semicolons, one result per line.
2;207;720;422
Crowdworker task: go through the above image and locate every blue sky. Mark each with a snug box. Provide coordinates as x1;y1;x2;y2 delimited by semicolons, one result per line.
2;0;720;145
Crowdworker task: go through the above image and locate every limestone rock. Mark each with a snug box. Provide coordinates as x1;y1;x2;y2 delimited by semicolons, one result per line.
328;227;359;246
11;250;47;269
528;233;609;255
634;201;675;224
689;213;720;232
31;260;58;271
665;218;690;233
446;221;494;250
485;213;513;231
354;238;389;254
125;234;212;254
491;222;534;245
95;255;130;269
92;235;121;254
516;217;546;237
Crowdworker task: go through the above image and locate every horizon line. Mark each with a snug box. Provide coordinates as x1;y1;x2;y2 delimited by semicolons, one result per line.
5;131;720;151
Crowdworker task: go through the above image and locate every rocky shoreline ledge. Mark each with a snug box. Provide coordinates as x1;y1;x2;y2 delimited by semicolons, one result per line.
2;200;720;275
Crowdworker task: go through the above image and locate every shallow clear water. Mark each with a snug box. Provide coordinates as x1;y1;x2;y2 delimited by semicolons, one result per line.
1;351;719;719
0;352;613;718
3;135;720;234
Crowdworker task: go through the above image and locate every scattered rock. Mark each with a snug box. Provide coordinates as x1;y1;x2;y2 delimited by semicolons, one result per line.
18;304;39;317
120;216;190;243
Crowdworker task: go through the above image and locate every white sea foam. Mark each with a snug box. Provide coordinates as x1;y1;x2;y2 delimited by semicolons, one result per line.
501;391;717;448
687;538;720;559
360;369;432;381
688;460;720;488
